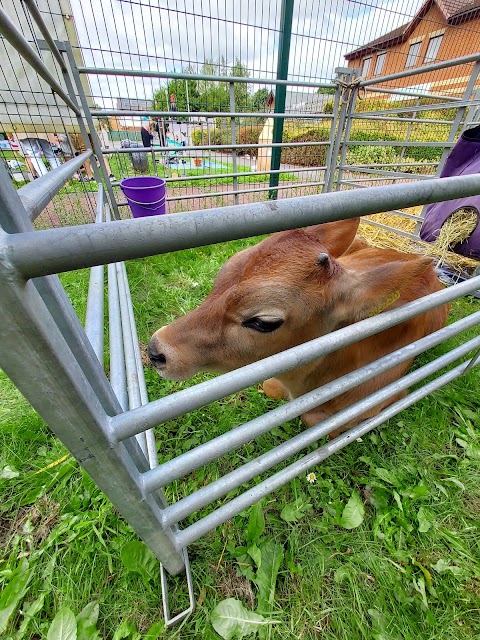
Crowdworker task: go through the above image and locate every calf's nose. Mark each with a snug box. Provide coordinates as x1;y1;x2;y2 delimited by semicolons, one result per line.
147;340;167;367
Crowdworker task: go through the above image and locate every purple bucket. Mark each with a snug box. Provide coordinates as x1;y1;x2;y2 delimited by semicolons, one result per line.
120;176;166;217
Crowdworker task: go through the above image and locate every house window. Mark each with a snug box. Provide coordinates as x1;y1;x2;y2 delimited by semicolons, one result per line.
424;34;443;63
405;41;422;68
362;57;372;77
374;52;386;76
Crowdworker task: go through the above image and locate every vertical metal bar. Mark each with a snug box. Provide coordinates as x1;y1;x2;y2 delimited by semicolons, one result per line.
229;82;239;205
336;83;359;191
63;42;121;220
324;69;356;193
50;42;108;190
85;185;105;363
116;261;148;458
268;0;295;199
415;60;480;234
108;261;128;411
322;77;343;193
120;262;158;468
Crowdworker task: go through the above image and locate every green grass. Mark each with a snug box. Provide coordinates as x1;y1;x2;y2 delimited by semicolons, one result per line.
1;238;480;639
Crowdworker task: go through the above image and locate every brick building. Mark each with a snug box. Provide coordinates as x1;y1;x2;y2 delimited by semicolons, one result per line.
344;0;480;97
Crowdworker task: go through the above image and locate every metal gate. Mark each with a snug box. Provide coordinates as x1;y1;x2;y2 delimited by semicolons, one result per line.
1;0;480;626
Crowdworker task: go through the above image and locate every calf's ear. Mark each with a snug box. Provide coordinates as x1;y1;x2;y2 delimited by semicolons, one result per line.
305;217;360;257
343;256;434;322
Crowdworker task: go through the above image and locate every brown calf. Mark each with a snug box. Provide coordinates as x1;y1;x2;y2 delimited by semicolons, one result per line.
148;218;449;435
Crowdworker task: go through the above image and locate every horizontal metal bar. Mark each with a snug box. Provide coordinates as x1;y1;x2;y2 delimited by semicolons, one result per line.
165;331;480;527
345;140;454;147
110;273;480;443
340;162;437;168
360;217;419;240
357;100;478;117
366;86;463;102
0;6;80;115
18;150;93;221
175;355;477;547
84;186;105;363
134;166;326;185
22;0;67;72
117;181;325;207
134;180;326;204
143;312;480;494
360;52;480;87
92;109;332;120
78;66;336;89
352;114;454;125
9;173;480;276
342;166;432;180
102;140;330;155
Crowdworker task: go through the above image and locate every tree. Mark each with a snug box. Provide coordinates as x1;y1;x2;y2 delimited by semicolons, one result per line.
251;88;270;111
152;75;201;116
231;58;250;111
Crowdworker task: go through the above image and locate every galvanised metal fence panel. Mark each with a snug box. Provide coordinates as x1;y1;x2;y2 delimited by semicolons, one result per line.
2;0;480;626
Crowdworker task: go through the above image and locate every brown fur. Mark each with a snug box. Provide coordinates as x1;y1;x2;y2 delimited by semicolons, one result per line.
149;217;450;436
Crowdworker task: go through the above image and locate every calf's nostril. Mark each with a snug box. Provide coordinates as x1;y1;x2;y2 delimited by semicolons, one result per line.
147;345;167;366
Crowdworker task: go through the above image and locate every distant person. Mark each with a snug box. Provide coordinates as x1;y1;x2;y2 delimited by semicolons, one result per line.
141;122;153;148
54;132;75;161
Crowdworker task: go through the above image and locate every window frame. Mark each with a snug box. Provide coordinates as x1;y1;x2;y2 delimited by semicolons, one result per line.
374;51;387;76
424;34;443;63
362;56;372;77
405;41;422;69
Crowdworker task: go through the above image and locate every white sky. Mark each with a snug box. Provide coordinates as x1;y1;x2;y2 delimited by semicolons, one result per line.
69;0;425;107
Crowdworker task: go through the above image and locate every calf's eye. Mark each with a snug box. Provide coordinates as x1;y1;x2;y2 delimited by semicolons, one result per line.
242;317;284;333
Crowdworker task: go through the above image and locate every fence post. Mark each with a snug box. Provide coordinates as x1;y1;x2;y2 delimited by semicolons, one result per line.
323;68;354;193
229;82;239;205
268;0;295;199
63;42;121;220
415;59;480;234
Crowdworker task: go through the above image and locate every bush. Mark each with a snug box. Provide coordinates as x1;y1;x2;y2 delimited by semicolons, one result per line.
345;144;398;167
237;125;263;156
281;128;331;167
323;100;334;114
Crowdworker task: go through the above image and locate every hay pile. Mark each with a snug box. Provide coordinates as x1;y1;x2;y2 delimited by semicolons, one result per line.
360;206;479;272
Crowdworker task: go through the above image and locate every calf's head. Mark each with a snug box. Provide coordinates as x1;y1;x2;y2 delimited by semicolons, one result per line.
148;217;432;380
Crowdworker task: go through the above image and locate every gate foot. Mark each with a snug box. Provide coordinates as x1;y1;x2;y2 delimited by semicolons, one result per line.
160;548;195;627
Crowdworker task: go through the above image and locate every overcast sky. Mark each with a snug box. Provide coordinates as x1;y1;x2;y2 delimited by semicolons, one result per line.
69;0;424;107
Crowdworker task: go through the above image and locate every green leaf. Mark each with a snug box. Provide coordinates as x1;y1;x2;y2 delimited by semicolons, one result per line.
417;507;434;533
254;540;284;615
247;544;262;570
0;558;33;634
76;601;100;640
47;607;77;640
245;502;265;546
210;599;278;640
113;620;140;640
334;566;351;584
280;497;312;523
14;593;45;640
120;541;158;583
431;559;466;578
142;621;165;639
373;468;401;487
0;465;20;479
340;491;365;529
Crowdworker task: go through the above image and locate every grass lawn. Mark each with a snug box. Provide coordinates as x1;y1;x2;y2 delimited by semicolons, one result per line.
1;236;480;639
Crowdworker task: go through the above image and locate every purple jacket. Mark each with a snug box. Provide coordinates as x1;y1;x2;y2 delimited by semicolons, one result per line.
420;125;480;259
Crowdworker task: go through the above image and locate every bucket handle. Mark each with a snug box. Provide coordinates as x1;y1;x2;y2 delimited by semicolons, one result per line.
124;195;166;206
